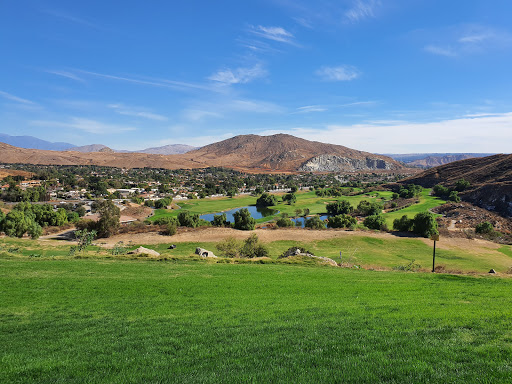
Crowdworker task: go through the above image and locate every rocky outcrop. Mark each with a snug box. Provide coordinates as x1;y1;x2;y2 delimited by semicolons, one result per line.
299;155;397;172
195;247;217;258
128;246;160;257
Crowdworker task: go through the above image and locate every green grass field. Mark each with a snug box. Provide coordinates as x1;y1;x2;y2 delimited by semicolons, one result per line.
149;188;444;226
1;257;512;383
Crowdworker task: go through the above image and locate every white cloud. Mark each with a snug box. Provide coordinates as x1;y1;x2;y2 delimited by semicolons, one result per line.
31;118;136;134
316;65;361;81
43;9;102;30
423;24;512;57
208;64;267;85
294;105;328;113
344;0;381;23
261;113;512;153
46;70;85;82
424;45;456;57
74;69;220;93
107;103;168;121
183;98;283;122
249;25;296;45
0;90;35;105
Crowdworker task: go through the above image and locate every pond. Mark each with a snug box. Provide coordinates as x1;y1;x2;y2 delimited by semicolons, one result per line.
200;205;277;223
290;215;329;228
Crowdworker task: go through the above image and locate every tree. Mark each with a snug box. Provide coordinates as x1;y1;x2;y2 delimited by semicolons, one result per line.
282;193;296;205
256;193;277;207
295;208;303;217
212;213;228;227
326;200;353;215
412;212;438;238
302;208;310;217
304;216;326;229
178;211;200;227
327;214;357;229
233;208;255;230
363;214;386;230
393;215;413;232
95;199;120;238
356;200;383;216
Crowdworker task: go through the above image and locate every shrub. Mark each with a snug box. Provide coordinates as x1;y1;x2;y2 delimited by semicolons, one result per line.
448;191;461;202
212;213;228;227
276;217;294;228
393;215;413;232
153;216;178;226
326;200;353;215
356;200;383;216
165;222;177;236
363;214;386;230
233;208;255;230
304;216;326;229
216;237;242;258
327;214;357;229
475;221;494;234
412;212;438;238
240;234;269;258
178;210;200;227
455;178;470;192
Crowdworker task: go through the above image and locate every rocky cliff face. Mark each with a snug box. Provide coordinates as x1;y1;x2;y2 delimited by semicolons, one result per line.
299;155;397;172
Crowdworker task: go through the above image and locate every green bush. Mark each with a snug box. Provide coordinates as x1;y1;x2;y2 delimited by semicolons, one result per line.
393;215;413;232
326;200;353;215
256;193;277;207
475;221;494;234
412;212;438;238
304;216;326;229
327;214;357;229
363;214;386;230
233;208;255;230
276;217;295;228
278;246;314;259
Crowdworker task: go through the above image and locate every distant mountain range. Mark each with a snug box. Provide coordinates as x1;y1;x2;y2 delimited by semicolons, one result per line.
385;153;495;168
0;133;75;151
0;133;403;172
0;133;197;155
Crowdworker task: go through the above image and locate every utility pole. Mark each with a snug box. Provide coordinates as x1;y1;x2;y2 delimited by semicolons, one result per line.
431;234;439;272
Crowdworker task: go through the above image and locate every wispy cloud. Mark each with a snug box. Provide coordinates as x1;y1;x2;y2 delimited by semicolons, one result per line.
422;24;512;57
344;0;381;23
107;103;168;121
183;98;283;122
208;64;267;85
31;117;136;134
316;65;361;81
43;9;102;30
74;69;221;93
249;25;296;44
294;105;328;114
0;90;35;105
424;45;456;57
45;70;86;82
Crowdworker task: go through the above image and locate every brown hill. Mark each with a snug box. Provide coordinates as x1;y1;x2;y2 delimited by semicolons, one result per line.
182;134;402;172
0;134;403;172
408;154;479;168
402;154;512;216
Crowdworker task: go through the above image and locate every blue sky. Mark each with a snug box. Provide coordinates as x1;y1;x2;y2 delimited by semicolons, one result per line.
1;0;511;153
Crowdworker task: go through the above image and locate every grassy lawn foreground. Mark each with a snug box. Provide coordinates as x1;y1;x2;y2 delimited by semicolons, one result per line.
1;258;512;383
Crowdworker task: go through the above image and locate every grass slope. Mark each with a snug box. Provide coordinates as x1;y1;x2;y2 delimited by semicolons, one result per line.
1;258;512;383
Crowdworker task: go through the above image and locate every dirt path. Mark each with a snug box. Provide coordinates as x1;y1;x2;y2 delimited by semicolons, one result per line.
95;227;502;255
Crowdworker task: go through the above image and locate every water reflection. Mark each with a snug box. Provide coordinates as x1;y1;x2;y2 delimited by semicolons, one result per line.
200;205;277;223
